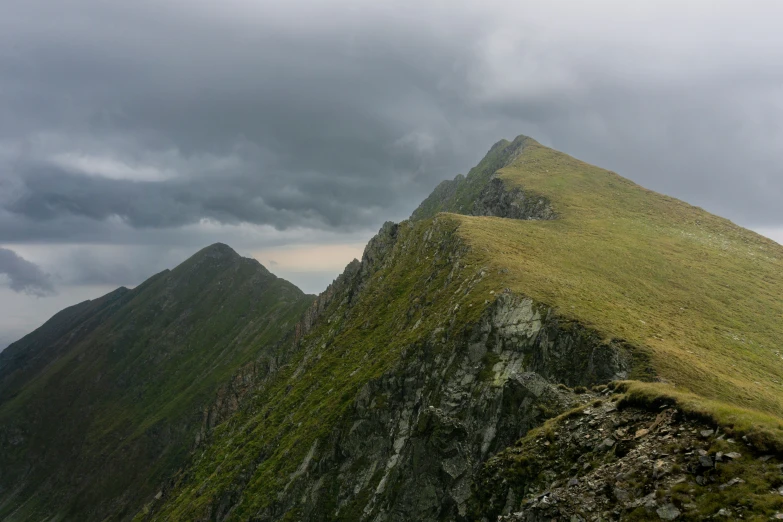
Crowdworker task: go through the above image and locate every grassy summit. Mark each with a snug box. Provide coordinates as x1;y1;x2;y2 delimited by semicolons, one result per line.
446;137;783;423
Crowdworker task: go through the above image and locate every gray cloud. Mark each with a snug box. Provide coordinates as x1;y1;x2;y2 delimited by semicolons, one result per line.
1;0;782;240
0;0;782;340
0;247;55;296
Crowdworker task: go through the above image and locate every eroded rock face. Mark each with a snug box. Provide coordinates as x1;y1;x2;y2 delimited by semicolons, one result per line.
473;177;556;221
145;221;638;521
253;295;633;521
477;392;783;522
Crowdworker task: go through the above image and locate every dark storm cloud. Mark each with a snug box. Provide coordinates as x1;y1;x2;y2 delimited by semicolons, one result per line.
9;161;385;230
0;247;55;296
0;0;476;236
1;0;782;241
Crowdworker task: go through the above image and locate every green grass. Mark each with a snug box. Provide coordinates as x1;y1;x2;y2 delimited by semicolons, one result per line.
616;381;783;453
450;138;783;421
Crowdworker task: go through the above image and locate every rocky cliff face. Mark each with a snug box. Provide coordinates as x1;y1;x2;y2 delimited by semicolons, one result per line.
249;294;633;521
473;178;556;221
142;214;641;521
473;387;783;521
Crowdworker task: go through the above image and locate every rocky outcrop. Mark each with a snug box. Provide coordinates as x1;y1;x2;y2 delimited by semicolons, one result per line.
474;389;783;521
295;258;362;344
359;221;400;279
244;294;633;521
473;177;556;221
410;136;537;222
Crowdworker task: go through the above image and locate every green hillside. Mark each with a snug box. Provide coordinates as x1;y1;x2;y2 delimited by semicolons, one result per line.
0;244;314;521
449;137;783;419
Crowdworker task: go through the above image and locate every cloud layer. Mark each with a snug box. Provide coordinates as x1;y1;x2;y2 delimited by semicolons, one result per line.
0;247;55;296
2;0;782;241
0;0;782;340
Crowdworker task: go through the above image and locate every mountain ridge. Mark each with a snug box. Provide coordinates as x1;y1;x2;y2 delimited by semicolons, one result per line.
143;136;783;521
0;244;314;521
3;136;783;520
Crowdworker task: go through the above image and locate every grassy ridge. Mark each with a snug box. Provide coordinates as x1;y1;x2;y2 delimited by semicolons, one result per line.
0;245;314;521
147;219;496;520
411;137;531;220
453;139;783;418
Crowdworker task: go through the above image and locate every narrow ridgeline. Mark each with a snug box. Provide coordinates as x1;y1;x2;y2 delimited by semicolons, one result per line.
143;137;783;520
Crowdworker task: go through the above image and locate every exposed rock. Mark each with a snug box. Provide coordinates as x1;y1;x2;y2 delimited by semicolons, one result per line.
656;503;681;520
634;428;649;439
473;177;556;221
597;437;615;451
243;292;635;521
474;395;782;522
410;136;535;222
719;477;744;490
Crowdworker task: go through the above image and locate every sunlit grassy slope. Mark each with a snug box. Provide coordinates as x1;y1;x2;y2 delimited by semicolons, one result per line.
452;137;783;418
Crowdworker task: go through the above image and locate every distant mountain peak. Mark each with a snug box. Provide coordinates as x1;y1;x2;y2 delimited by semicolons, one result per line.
194;242;241;260
489;134;532;154
0;240;313;520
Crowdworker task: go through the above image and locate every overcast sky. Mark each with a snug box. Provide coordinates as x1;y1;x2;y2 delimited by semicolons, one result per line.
1;0;782;348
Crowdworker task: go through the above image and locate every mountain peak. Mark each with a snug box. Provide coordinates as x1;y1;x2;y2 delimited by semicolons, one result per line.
194;242;240;260
0;240;313;520
489;134;533;154
170;242;278;281
410;134;548;221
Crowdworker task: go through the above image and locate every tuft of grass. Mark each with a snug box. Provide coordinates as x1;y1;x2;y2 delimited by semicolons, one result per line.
450;138;783;420
616;381;783;454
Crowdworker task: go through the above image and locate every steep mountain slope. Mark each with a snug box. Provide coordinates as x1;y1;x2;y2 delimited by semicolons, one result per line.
142;220;623;521
437;136;783;419
142;136;783;521
0;244;314;521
